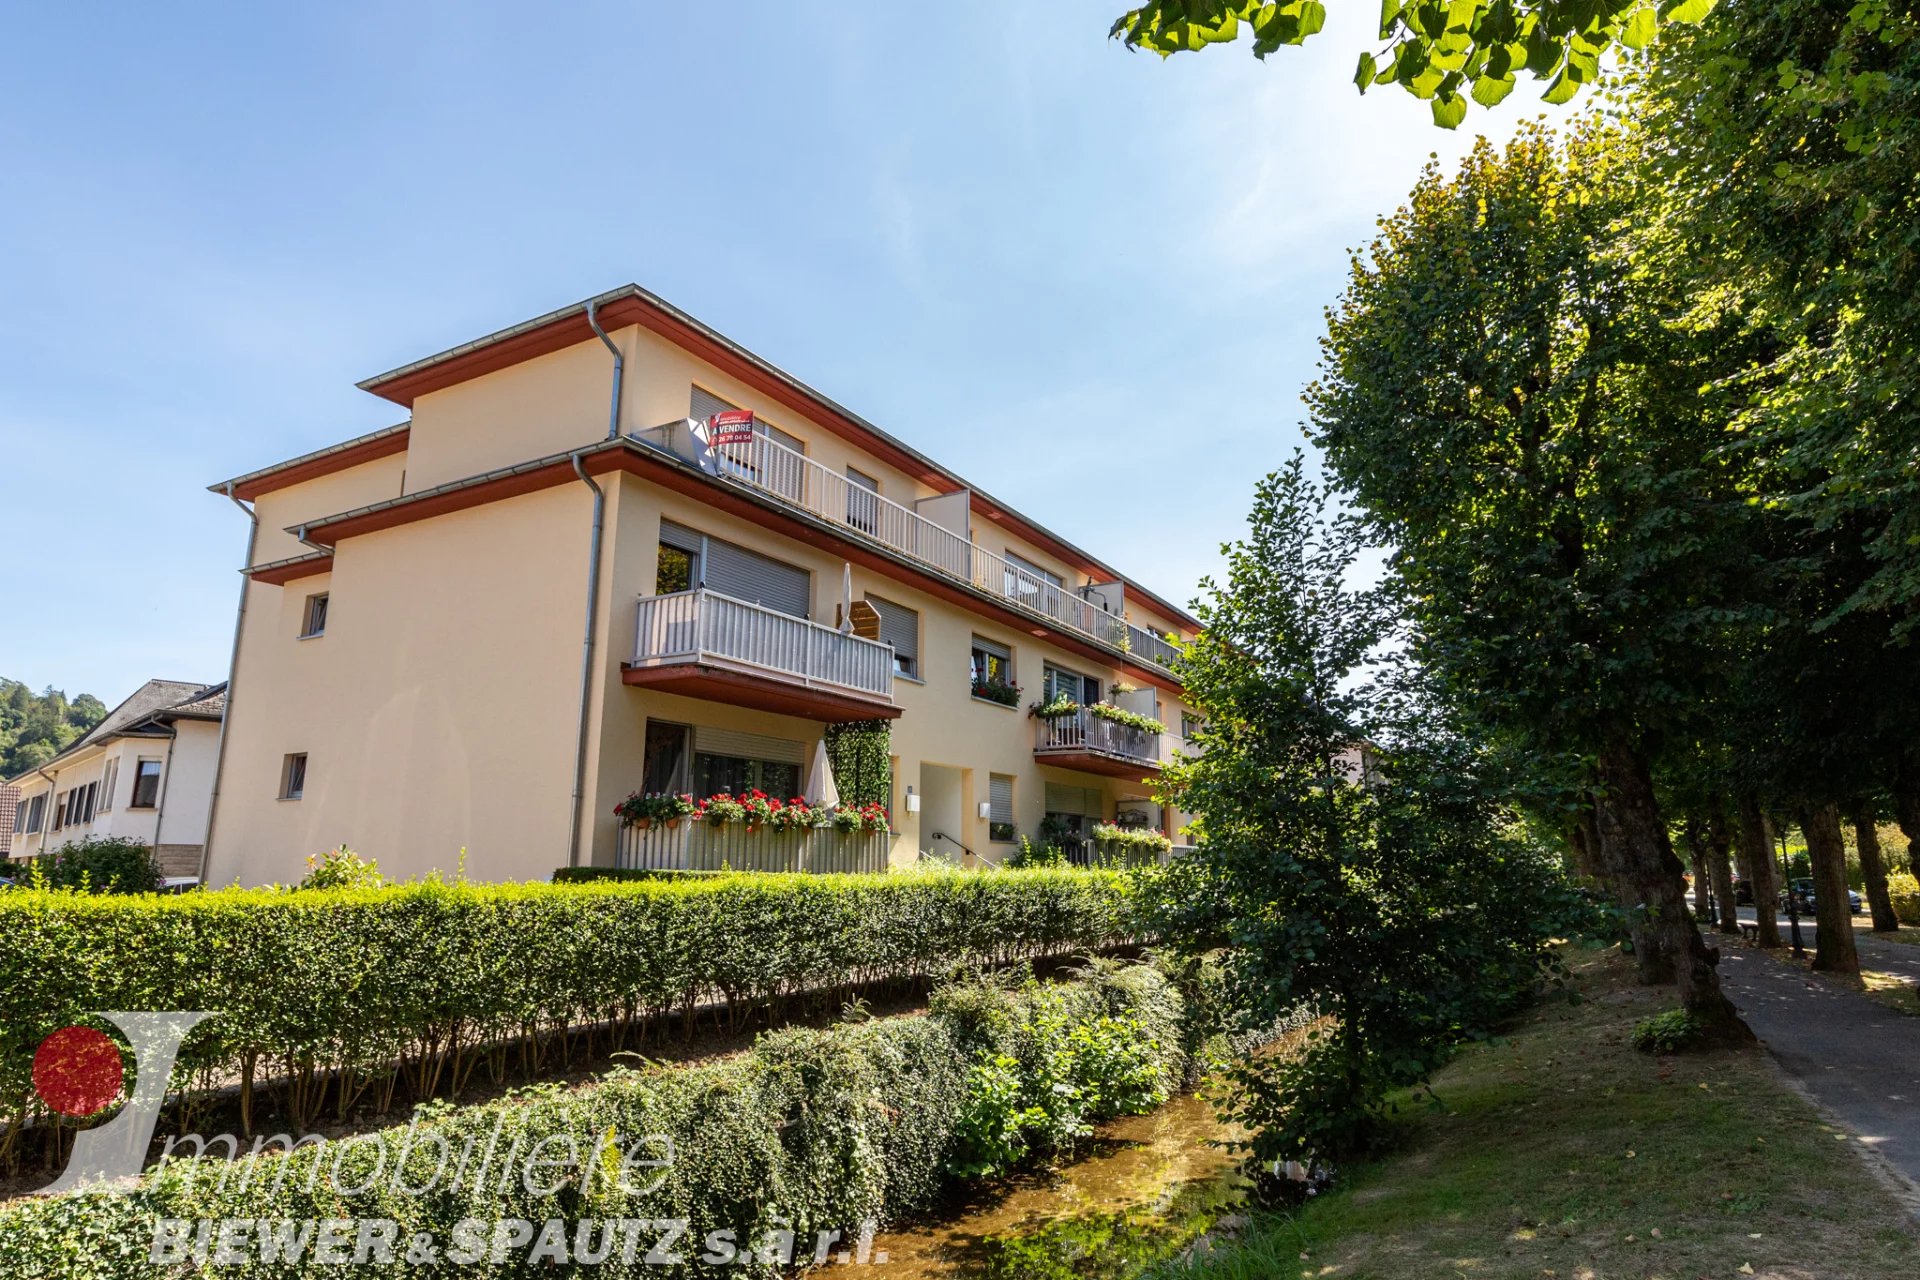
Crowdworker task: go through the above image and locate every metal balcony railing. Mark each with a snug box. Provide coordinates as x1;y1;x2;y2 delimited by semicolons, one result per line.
1033;706;1162;767
631;588;895;701
618;820;891;874
631;420;1181;672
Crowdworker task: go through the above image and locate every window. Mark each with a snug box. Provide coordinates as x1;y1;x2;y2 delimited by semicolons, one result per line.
130;759;162;809
98;758;118;814
78;782;97;825
688;727;806;799
301;592;330;638
279;753;308;801
866;594;919;678
1043;783;1106;862
846;467;880;533
661;520;812;618
1181;713;1203;741
642;721;690;795
1004;550;1063;607
10;801;22;835
1043;664;1100;708
988;774;1015;844
23;794;44;834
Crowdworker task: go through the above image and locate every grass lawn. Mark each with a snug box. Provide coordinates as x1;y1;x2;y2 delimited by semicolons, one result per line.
1853;923;1920;949
1149;947;1919;1280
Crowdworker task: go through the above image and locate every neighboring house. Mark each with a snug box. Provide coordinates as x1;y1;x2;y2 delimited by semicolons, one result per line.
0;785;16;858
6;681;226;878
204;284;1200;886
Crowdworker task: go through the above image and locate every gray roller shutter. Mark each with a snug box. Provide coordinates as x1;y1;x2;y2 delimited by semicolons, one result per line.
706;538;811;618
694;727;806;764
865;594;918;676
659;519;703;554
989;774;1014;826
1045;784;1102;816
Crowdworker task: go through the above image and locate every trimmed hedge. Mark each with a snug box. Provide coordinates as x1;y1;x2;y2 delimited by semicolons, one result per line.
0;960;1216;1279
0;869;1137;1143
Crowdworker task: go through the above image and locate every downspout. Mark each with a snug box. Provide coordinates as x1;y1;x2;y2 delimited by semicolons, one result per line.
199;482;259;885
151;732;177;864
567;300;623;868
566;455;607;870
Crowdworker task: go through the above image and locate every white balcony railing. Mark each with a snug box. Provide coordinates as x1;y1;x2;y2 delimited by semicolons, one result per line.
1033;707;1162;767
631;421;1182;672
618;820;890;874
631;588;895;702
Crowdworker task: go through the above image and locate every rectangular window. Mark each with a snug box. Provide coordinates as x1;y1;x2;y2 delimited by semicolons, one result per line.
279;753;308;801
24;794;44;834
989;774;1015;843
970;636;1012;685
692;754;802;799
1043;664;1100;707
301;592;330;638
98;759;118;814
53;793;68;831
866;594;919;678
846;467;880;533
1181;713;1203;740
10;801;22;835
642;721;690;795
664;519;812;618
130;759;162;809
80;781;97;825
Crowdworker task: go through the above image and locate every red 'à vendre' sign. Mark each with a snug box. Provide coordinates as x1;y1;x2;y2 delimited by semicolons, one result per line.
708;409;757;447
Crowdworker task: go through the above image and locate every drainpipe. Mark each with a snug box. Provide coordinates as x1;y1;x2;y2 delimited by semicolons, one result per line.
566;454;607;869
199;482;259;885
151;733;177;864
585;298;624;441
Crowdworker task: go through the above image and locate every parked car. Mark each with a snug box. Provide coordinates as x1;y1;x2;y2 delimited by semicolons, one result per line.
1779;877;1862;915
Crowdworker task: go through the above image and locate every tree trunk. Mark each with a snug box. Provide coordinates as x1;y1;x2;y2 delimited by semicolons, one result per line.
1736;794;1781;948
1591;738;1744;1036
1853;806;1898;933
1798;805;1861;975
1705;800;1740;936
1681;817;1715;926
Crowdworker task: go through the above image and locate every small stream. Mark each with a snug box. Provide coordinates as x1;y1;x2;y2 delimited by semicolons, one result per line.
854;1091;1251;1279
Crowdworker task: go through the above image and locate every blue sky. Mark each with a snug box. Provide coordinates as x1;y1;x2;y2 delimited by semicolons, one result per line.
0;2;1519;704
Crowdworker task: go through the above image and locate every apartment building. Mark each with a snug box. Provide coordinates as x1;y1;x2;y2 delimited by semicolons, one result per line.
204;285;1200;885
6;679;226;876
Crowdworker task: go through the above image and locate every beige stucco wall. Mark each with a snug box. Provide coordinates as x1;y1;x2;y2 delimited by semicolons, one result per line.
207;483;592;885
248;452;409;567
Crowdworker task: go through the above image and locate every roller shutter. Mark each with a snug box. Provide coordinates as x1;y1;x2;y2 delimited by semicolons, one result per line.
706;538;811;618
865;594;918;676
694;727;807;764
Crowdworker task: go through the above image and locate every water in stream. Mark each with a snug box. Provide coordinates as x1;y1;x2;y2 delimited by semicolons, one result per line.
852;1091;1251;1280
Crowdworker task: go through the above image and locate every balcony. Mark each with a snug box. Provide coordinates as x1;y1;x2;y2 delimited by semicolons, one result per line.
618;820;890;874
1032;707;1162;780
623;587;900;722
630;420;1181;673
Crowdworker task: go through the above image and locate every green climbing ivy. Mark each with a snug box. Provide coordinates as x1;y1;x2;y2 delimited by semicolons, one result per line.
826;718;894;810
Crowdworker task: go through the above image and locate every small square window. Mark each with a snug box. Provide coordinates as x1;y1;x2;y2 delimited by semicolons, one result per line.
301;593;329;638
280;753;308;800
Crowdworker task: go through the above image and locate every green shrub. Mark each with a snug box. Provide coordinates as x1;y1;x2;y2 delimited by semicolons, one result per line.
1887;871;1920;926
1632;1008;1706;1054
35;836;163;894
0;958;1232;1279
0;867;1137;1138
296;845;385;889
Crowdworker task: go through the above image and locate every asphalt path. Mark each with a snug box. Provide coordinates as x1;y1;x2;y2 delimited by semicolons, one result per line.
1708;912;1920;1190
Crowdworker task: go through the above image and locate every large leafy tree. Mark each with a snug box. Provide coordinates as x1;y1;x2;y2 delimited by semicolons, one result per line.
1306;121;1765;1028
0;681;107;779
1110;0;1718;125
1152;455;1572;1170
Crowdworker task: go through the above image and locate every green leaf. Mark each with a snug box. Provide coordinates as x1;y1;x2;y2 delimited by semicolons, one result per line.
1660;0;1716;22
1298;0;1327;39
1619;6;1657;50
1356;50;1379;91
1379;0;1405;37
1541;66;1581;104
1432;89;1468;128
1472;73;1517;107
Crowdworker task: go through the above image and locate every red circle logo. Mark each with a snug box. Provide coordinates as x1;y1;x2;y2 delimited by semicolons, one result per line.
32;1026;126;1117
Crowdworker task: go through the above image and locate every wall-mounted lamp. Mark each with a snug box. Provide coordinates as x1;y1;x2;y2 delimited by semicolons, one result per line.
977;801;992;819
904;786;920;814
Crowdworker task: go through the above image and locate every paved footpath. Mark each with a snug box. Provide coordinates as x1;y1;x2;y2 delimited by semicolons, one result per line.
1715;928;1920;1189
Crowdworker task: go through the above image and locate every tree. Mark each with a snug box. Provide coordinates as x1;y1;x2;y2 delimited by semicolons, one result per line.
0;679;108;780
1150;454;1574;1172
1109;0;1719;126
1305;122;1763;1030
